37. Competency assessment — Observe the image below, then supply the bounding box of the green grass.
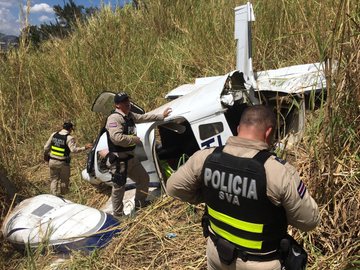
[0,0,359,269]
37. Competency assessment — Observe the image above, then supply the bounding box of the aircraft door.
[190,114,233,149]
[92,91,145,116]
[136,122,160,185]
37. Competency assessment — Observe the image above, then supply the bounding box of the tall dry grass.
[0,0,359,269]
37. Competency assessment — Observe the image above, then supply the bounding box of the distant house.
[0,34,19,51]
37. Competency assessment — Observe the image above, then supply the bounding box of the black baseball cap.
[63,121,74,130]
[114,92,129,104]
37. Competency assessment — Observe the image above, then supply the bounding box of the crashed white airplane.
[82,2,328,214]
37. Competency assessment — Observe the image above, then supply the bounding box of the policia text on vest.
[50,132,71,163]
[204,167,259,203]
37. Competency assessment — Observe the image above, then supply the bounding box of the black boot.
[134,199,152,210]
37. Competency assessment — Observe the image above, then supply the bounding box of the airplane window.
[199,122,224,140]
[31,204,54,217]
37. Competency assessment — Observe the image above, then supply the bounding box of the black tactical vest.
[106,112,136,152]
[201,147,287,253]
[50,132,70,158]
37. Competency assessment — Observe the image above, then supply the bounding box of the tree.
[53,0,85,30]
[21,0,98,47]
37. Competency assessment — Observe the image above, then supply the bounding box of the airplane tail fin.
[234,2,257,93]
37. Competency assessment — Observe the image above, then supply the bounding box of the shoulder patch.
[108,122,118,128]
[275,156,287,164]
[297,180,307,199]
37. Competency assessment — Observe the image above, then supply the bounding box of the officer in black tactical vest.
[166,105,319,270]
[105,92,172,218]
[44,121,93,196]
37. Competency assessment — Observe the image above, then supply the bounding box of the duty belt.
[209,232,280,262]
[49,156,69,163]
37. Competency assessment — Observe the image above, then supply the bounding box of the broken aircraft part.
[1,194,120,253]
[81,2,331,205]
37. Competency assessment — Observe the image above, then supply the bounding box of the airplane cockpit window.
[199,122,224,140]
[31,204,54,217]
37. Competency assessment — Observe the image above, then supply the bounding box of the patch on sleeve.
[297,180,307,199]
[108,122,118,128]
[275,156,287,164]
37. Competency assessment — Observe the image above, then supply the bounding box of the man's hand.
[133,136,142,145]
[85,143,93,150]
[163,107,172,118]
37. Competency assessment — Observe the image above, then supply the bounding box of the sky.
[0,0,130,36]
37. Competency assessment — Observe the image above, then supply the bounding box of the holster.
[216,237,237,265]
[44,153,50,162]
[106,153,130,187]
[201,213,210,238]
[280,235,308,270]
[112,160,128,186]
[65,156,71,164]
[201,210,237,265]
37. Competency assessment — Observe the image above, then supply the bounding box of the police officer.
[44,121,93,196]
[106,92,172,218]
[166,105,319,270]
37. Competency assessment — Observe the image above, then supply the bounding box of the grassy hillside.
[0,0,359,269]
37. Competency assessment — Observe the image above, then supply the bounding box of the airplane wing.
[165,76,223,100]
[255,62,327,93]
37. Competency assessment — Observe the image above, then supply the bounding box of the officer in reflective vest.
[105,92,172,218]
[44,121,93,196]
[166,105,319,270]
